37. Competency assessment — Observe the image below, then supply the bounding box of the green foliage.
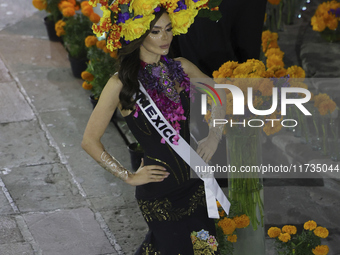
[85,46,118,98]
[274,230,322,255]
[46,0,62,22]
[63,14,93,59]
[215,224,234,255]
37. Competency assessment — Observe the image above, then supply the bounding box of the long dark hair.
[118,8,167,110]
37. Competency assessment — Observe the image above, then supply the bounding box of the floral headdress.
[89,0,221,51]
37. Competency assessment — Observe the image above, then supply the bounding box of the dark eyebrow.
[152,22,172,29]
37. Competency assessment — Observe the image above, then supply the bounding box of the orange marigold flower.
[217,218,236,235]
[268,0,282,5]
[262,30,279,52]
[96,40,106,50]
[59,1,74,10]
[233,214,250,229]
[62,7,76,17]
[312,245,329,255]
[227,234,237,243]
[282,225,297,235]
[278,232,291,242]
[314,93,331,108]
[82,81,93,90]
[318,99,337,115]
[265,48,284,59]
[85,35,98,48]
[55,20,66,37]
[110,51,118,59]
[314,226,329,238]
[90,12,101,23]
[286,65,305,78]
[216,201,221,207]
[266,55,284,69]
[81,71,94,81]
[32,0,47,10]
[82,5,94,16]
[303,220,317,230]
[81,1,90,8]
[267,227,281,238]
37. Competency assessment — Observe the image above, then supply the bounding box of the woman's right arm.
[81,75,169,186]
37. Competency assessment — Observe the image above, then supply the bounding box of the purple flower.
[133,15,143,21]
[154,6,161,12]
[329,8,340,17]
[117,12,130,24]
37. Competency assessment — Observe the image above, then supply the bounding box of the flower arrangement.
[311,1,340,42]
[191,229,218,254]
[89,0,222,51]
[215,201,250,254]
[56,0,94,59]
[32,0,62,22]
[81,35,118,99]
[267,220,330,255]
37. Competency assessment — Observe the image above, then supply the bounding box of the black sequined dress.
[124,85,218,254]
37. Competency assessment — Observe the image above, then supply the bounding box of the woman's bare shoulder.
[105,73,123,91]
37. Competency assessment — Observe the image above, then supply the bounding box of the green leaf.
[208,0,223,8]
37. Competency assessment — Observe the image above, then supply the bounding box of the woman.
[82,2,226,254]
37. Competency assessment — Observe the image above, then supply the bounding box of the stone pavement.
[0,0,339,255]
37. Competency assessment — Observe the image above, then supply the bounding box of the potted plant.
[81,35,118,103]
[32,0,63,41]
[56,1,99,78]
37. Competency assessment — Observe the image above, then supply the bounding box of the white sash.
[136,82,230,218]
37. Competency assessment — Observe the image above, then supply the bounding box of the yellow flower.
[265,48,284,59]
[218,210,225,217]
[170,8,198,36]
[213,61,239,78]
[282,225,297,235]
[314,93,331,108]
[32,0,47,10]
[121,15,155,42]
[311,15,326,32]
[266,55,284,69]
[312,245,329,255]
[129,0,160,16]
[217,217,236,235]
[85,35,98,48]
[262,30,279,52]
[314,226,329,238]
[318,99,336,115]
[233,214,250,229]
[267,227,281,238]
[81,71,94,82]
[286,65,305,78]
[278,232,291,242]
[82,81,93,90]
[227,234,237,243]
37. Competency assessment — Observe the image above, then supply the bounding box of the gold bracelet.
[98,150,133,181]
